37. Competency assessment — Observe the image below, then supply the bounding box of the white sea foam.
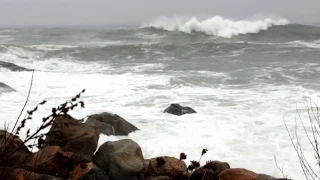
[0,62,318,180]
[143,16,289,38]
[29,44,78,51]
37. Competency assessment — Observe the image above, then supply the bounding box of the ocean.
[1,16,320,179]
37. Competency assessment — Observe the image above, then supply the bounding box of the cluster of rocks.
[0,105,291,180]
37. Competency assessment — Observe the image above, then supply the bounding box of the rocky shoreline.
[0,62,291,179]
[0,111,291,180]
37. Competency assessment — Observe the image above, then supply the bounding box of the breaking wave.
[143,16,289,38]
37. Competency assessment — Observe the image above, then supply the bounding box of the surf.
[143,16,289,38]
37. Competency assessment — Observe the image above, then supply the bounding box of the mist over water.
[1,16,320,179]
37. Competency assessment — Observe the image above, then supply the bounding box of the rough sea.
[1,16,320,179]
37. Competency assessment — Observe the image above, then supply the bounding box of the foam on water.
[0,25,319,180]
[0,63,318,179]
[144,16,289,38]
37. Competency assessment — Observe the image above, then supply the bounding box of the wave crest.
[143,16,289,38]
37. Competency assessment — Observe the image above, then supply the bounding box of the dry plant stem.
[0,89,85,165]
[200,169,208,180]
[1,71,34,149]
[284,101,320,180]
[274,156,287,178]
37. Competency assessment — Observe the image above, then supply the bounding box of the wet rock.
[23,146,74,178]
[85,112,139,136]
[163,104,196,116]
[0,82,15,93]
[144,156,189,179]
[0,130,32,166]
[94,139,145,180]
[218,168,258,180]
[190,161,230,180]
[44,115,99,163]
[72,162,109,180]
[0,60,33,71]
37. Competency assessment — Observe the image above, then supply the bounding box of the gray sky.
[0,0,319,26]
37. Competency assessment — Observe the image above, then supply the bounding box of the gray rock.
[94,139,145,180]
[0,82,15,93]
[0,60,33,71]
[164,104,196,116]
[85,112,139,136]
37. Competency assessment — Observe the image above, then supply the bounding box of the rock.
[0,130,32,166]
[218,168,258,180]
[144,156,189,179]
[14,168,64,180]
[258,174,276,180]
[72,162,109,180]
[163,104,196,116]
[0,60,33,71]
[23,146,73,178]
[85,112,139,136]
[190,161,230,180]
[146,176,172,180]
[0,167,63,180]
[44,115,99,163]
[94,139,145,180]
[0,82,15,93]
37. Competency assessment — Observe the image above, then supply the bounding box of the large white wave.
[143,16,289,38]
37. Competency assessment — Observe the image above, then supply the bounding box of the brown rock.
[146,176,172,180]
[218,168,258,180]
[258,174,276,180]
[0,167,62,180]
[190,161,230,180]
[0,130,31,166]
[85,112,139,136]
[44,115,99,163]
[24,146,73,178]
[94,139,145,180]
[72,162,109,180]
[144,156,189,179]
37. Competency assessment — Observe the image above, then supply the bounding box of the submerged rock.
[85,112,139,136]
[0,82,15,93]
[94,139,145,180]
[163,104,196,116]
[44,115,99,163]
[0,60,33,71]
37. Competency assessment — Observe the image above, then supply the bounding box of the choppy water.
[1,16,320,179]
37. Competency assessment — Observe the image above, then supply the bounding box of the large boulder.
[23,146,74,178]
[144,156,189,179]
[44,115,99,163]
[0,130,31,166]
[163,104,196,116]
[218,168,258,180]
[72,162,109,180]
[0,60,33,71]
[94,139,145,180]
[190,161,230,180]
[85,112,139,136]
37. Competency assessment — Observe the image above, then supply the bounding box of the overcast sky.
[0,0,319,26]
